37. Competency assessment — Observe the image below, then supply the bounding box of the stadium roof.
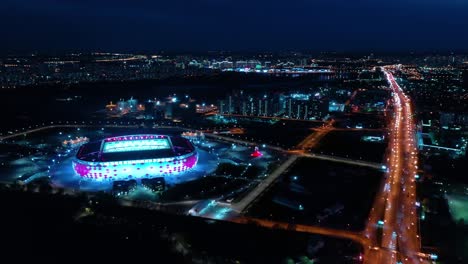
[76,135,195,162]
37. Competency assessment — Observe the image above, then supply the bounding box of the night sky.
[1,0,468,54]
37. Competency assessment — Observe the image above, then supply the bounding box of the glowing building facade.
[72,135,198,181]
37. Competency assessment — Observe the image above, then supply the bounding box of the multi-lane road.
[296,119,335,150]
[388,71,424,263]
[363,70,428,264]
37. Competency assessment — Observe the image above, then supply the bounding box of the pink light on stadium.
[73,162,90,176]
[73,135,198,181]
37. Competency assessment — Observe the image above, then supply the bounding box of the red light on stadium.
[251,146,263,158]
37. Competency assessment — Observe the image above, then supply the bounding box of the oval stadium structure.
[72,135,198,181]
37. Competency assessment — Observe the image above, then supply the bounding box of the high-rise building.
[462,67,468,88]
[277,94,287,116]
[296,104,301,119]
[217,92,325,119]
[173,101,197,120]
[117,99,128,112]
[228,96,233,114]
[218,99,226,114]
[287,95,329,120]
[249,98,255,115]
[164,102,173,119]
[127,97,138,112]
[308,97,329,119]
[440,112,455,127]
[144,101,155,119]
[258,99,263,116]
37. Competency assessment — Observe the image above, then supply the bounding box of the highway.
[363,70,428,264]
[390,71,424,264]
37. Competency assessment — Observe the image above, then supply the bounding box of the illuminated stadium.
[72,134,198,181]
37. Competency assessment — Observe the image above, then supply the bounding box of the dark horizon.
[3,49,468,58]
[2,0,468,55]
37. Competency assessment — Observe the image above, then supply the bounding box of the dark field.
[247,158,383,231]
[313,130,387,163]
